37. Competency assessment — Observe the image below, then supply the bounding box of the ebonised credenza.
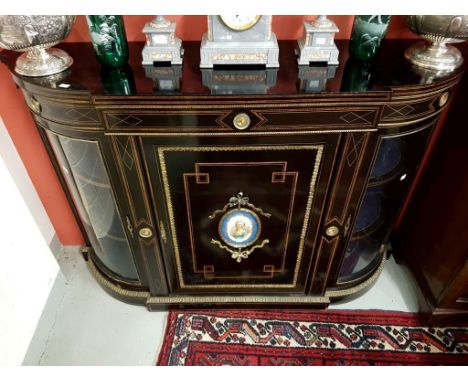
[2,40,463,311]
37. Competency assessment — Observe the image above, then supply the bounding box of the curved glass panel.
[353,189,383,234]
[338,125,434,283]
[370,138,403,181]
[46,132,139,280]
[338,237,382,280]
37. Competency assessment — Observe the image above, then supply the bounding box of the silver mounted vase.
[405,15,468,72]
[0,15,76,77]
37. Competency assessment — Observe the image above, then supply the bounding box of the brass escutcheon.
[325,225,340,237]
[233,113,251,130]
[439,91,449,107]
[139,227,153,239]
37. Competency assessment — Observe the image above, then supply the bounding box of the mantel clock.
[200,15,279,68]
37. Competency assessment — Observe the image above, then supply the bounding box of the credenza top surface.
[2,40,465,99]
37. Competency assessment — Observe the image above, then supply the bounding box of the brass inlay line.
[95,102,383,110]
[310,132,369,293]
[157,145,323,289]
[92,91,389,102]
[340,133,369,223]
[324,134,349,224]
[184,163,291,278]
[36,121,103,133]
[130,138,153,224]
[319,236,341,295]
[182,173,201,273]
[262,107,376,120]
[131,136,170,294]
[378,109,443,127]
[111,137,137,221]
[37,112,101,126]
[389,82,460,100]
[272,171,298,271]
[111,136,162,291]
[105,129,377,137]
[26,94,92,105]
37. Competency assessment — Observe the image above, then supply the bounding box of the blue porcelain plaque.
[218,208,261,248]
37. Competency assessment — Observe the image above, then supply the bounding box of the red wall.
[65,15,416,43]
[0,16,417,246]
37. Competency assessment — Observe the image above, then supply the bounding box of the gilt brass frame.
[157,144,324,289]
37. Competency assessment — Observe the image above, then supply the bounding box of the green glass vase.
[86,15,129,68]
[101,64,136,95]
[341,57,374,92]
[349,15,391,61]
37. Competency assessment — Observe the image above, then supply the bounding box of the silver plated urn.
[0,15,76,77]
[405,15,468,72]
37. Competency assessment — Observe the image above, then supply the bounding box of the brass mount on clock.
[219,15,261,31]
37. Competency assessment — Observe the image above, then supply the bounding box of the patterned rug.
[156,310,468,366]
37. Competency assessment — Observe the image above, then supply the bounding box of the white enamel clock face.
[219,15,261,31]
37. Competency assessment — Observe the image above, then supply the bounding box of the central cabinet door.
[141,134,339,293]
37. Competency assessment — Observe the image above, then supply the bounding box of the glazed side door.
[140,133,340,294]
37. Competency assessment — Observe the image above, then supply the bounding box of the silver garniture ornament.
[141,16,183,65]
[405,15,468,72]
[0,15,75,76]
[297,15,339,65]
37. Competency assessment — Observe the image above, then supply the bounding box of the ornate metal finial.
[311,15,333,28]
[150,15,171,28]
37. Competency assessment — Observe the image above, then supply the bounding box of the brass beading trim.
[88,256,150,299]
[325,253,387,298]
[158,144,323,289]
[146,294,330,305]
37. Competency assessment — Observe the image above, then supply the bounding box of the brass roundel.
[139,227,153,239]
[233,113,251,130]
[325,226,340,237]
[439,91,449,107]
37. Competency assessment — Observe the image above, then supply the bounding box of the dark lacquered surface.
[4,37,465,308]
[1,40,463,96]
[141,133,338,293]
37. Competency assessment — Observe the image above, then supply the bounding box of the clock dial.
[219,15,261,31]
